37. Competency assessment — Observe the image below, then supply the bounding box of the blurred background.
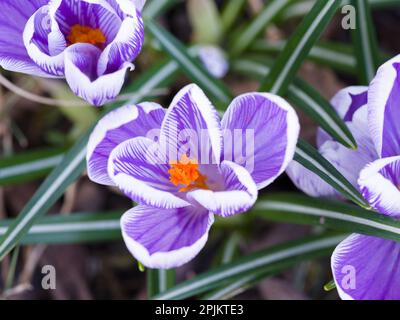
[0,0,399,300]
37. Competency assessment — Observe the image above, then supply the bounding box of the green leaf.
[221,0,247,33]
[0,60,180,261]
[259,0,341,94]
[282,0,400,21]
[231,58,357,149]
[146,20,233,107]
[369,0,400,9]
[0,134,88,260]
[154,233,346,300]
[143,0,181,19]
[250,40,357,75]
[253,193,400,242]
[5,247,19,290]
[351,0,381,84]
[294,140,370,208]
[288,79,356,149]
[230,0,292,55]
[0,148,65,186]
[0,212,122,244]
[202,268,269,300]
[147,269,176,298]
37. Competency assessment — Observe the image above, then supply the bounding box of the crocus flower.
[86,84,300,269]
[0,0,145,106]
[288,55,400,300]
[287,86,378,198]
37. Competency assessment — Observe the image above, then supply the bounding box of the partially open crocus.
[288,55,400,300]
[0,0,145,106]
[287,86,378,197]
[86,84,300,269]
[333,55,400,300]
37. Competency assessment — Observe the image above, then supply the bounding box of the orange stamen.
[168,154,209,192]
[67,24,106,48]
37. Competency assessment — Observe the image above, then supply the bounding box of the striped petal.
[332,234,400,300]
[64,43,133,106]
[87,102,165,186]
[98,2,144,74]
[160,84,222,166]
[222,92,299,190]
[187,161,258,217]
[317,86,368,147]
[23,5,66,77]
[358,156,400,218]
[368,55,400,157]
[0,0,50,76]
[108,137,190,209]
[121,205,214,269]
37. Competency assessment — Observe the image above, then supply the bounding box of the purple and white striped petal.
[121,204,214,269]
[222,93,299,190]
[332,234,400,300]
[51,0,121,41]
[87,102,165,185]
[23,5,66,77]
[288,119,378,198]
[317,86,368,147]
[160,84,222,165]
[98,2,144,74]
[108,137,190,209]
[358,156,400,217]
[64,43,133,106]
[187,161,258,217]
[0,0,50,76]
[368,55,400,157]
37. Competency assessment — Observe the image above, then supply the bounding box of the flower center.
[67,24,106,48]
[168,154,209,192]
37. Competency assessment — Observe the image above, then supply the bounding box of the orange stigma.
[67,25,106,48]
[168,154,209,192]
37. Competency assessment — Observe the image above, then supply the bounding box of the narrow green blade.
[351,0,381,84]
[259,0,341,94]
[253,193,400,242]
[154,233,346,300]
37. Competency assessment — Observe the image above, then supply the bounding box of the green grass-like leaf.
[0,212,122,244]
[253,193,400,242]
[147,269,176,298]
[351,0,381,84]
[154,233,346,300]
[259,0,341,94]
[230,0,292,55]
[232,58,357,149]
[146,20,233,107]
[0,148,65,186]
[250,40,357,75]
[294,139,369,208]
